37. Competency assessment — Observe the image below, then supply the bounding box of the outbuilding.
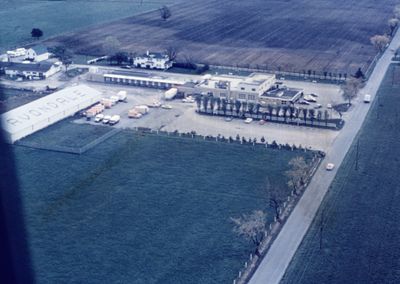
[1,84,102,143]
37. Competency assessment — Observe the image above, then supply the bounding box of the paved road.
[249,31,400,284]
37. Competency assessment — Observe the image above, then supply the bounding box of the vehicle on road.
[102,115,112,124]
[259,119,266,125]
[244,118,253,124]
[327,103,333,109]
[363,94,371,103]
[225,117,233,122]
[326,163,335,171]
[94,114,104,122]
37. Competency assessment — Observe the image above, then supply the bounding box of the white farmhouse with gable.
[133,51,172,70]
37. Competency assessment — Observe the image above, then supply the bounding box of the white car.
[94,114,104,122]
[102,115,112,124]
[182,96,195,103]
[161,104,172,109]
[244,118,253,124]
[326,163,335,171]
[225,117,233,122]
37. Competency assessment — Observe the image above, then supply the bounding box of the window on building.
[248,94,256,101]
[240,87,245,90]
[238,93,246,99]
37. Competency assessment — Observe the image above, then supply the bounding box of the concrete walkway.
[249,31,400,284]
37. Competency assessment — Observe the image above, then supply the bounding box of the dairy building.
[1,85,102,143]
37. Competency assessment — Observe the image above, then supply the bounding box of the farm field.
[0,0,177,52]
[13,124,314,283]
[47,0,397,75]
[280,64,400,283]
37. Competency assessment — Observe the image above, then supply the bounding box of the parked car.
[363,94,371,103]
[327,103,333,109]
[244,118,253,124]
[182,96,195,103]
[298,100,310,105]
[102,115,112,124]
[314,104,322,109]
[120,65,132,69]
[109,115,120,125]
[225,117,233,122]
[94,114,104,122]
[303,95,317,102]
[161,104,172,109]
[259,119,266,125]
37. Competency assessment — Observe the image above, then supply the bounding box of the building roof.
[137,51,169,60]
[1,85,102,137]
[197,73,275,92]
[29,45,48,55]
[261,87,303,100]
[4,62,54,72]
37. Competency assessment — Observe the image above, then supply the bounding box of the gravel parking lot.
[73,80,343,151]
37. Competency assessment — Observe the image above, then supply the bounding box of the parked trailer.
[101,98,114,108]
[164,88,178,100]
[117,91,127,102]
[134,105,149,114]
[128,109,143,119]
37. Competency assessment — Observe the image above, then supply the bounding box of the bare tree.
[231,210,267,253]
[265,178,283,222]
[341,77,362,105]
[103,36,121,56]
[285,156,309,194]
[388,18,399,36]
[159,6,171,21]
[165,46,179,61]
[370,35,390,52]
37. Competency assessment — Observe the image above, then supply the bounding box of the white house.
[3,61,62,80]
[133,51,173,70]
[26,45,51,62]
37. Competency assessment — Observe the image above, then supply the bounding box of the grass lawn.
[13,125,313,283]
[281,63,400,283]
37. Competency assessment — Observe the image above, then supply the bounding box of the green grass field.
[13,123,313,283]
[281,64,400,283]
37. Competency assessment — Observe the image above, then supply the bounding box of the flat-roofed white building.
[1,85,102,143]
[194,73,276,102]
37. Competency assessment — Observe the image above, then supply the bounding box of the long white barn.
[1,84,102,143]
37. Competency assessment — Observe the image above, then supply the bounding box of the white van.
[363,94,371,103]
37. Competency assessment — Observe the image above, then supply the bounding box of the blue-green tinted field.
[0,0,175,51]
[281,64,400,283]
[14,123,312,283]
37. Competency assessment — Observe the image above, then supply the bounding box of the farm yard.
[46,0,397,75]
[281,64,400,284]
[13,123,315,284]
